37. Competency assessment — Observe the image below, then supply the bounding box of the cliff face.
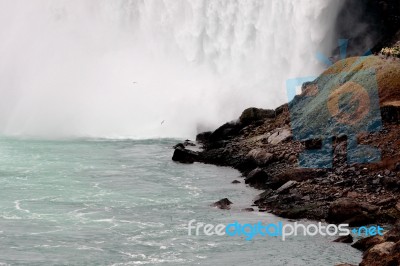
[334,0,400,55]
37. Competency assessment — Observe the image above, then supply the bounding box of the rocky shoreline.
[173,55,400,265]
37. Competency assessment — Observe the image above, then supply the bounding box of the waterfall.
[0,0,344,139]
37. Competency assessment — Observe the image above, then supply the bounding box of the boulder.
[327,198,376,226]
[268,128,292,145]
[245,168,270,188]
[327,198,363,224]
[231,180,241,184]
[211,198,232,210]
[209,122,242,142]
[352,236,385,251]
[246,148,274,166]
[241,208,255,212]
[360,242,397,266]
[239,107,275,125]
[196,131,212,143]
[276,180,298,194]
[172,147,199,164]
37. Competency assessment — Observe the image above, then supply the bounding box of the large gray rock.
[276,180,298,194]
[172,147,199,164]
[245,168,270,187]
[239,107,275,125]
[246,148,274,166]
[211,198,233,210]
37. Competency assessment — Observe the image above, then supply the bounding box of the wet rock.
[211,198,232,210]
[231,180,241,184]
[268,128,292,145]
[172,147,199,164]
[333,234,354,243]
[245,168,270,187]
[352,236,385,251]
[239,107,275,125]
[246,148,274,166]
[241,208,255,212]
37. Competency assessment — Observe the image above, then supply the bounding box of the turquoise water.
[0,138,361,265]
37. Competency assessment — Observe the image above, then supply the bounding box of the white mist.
[0,0,343,139]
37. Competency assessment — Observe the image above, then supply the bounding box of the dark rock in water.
[241,208,254,212]
[212,198,232,210]
[232,180,241,184]
[239,107,275,125]
[333,234,354,243]
[245,168,270,187]
[246,148,274,166]
[172,147,199,164]
[352,236,385,251]
[196,131,212,143]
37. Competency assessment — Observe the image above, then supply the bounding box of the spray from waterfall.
[0,0,344,139]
